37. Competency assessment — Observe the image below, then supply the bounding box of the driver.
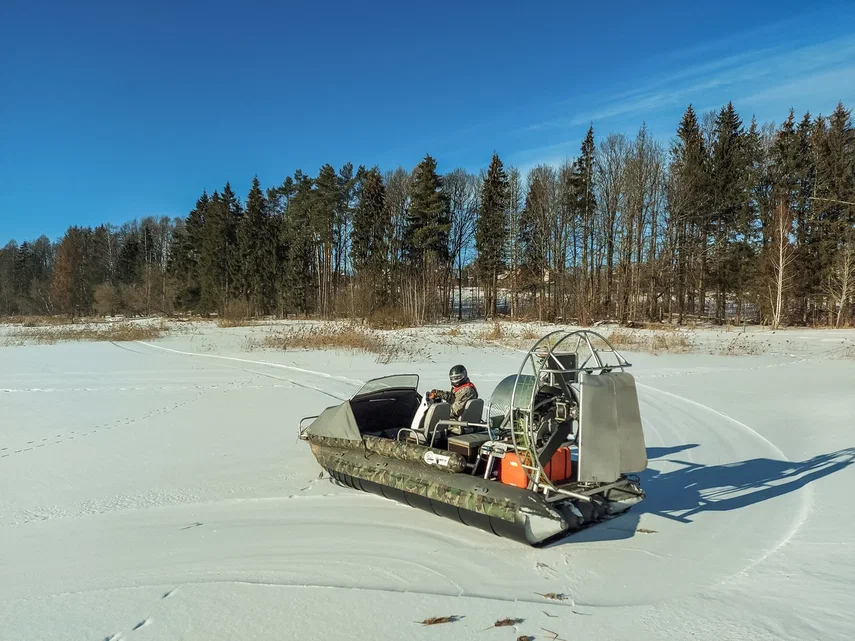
[429,364,478,420]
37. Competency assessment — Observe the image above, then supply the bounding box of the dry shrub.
[648,332,693,354]
[605,329,639,349]
[217,317,251,328]
[418,616,460,625]
[537,592,569,601]
[259,324,405,363]
[366,307,415,330]
[637,320,677,332]
[520,325,540,340]
[714,337,767,356]
[93,283,121,316]
[4,321,167,345]
[0,315,73,327]
[479,321,504,341]
[444,326,462,337]
[607,328,693,354]
[491,618,524,628]
[263,325,384,352]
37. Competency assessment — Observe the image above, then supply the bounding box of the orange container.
[498,446,572,488]
[543,446,572,483]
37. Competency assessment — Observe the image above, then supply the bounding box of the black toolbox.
[446,432,491,463]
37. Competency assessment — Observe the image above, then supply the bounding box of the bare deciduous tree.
[766,203,797,329]
[824,240,855,328]
[595,134,628,317]
[444,169,479,319]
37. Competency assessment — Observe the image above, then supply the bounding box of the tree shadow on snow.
[639,447,855,523]
[646,443,699,460]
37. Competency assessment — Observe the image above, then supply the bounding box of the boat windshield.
[353,374,419,398]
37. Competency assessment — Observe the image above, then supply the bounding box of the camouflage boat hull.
[309,442,644,545]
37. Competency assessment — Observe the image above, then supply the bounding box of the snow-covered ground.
[1,321,854,641]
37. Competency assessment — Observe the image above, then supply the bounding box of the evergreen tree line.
[2,101,854,327]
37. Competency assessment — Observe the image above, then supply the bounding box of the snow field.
[1,321,853,640]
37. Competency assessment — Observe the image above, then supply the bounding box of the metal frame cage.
[504,329,632,492]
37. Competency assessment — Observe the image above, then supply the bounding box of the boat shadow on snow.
[639,444,855,523]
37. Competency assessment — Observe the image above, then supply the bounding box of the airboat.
[298,330,647,545]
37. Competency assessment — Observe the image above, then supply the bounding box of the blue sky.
[2,0,854,243]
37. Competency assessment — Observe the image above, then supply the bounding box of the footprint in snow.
[162,588,177,599]
[132,619,151,631]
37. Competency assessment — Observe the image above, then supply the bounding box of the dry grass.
[537,592,569,601]
[0,315,74,327]
[216,317,252,328]
[518,636,534,641]
[478,321,505,341]
[417,616,460,626]
[605,328,640,349]
[606,328,694,354]
[365,307,415,330]
[837,345,855,359]
[713,336,768,356]
[443,326,462,337]
[257,324,406,364]
[490,618,525,628]
[520,325,540,340]
[262,325,384,351]
[2,321,167,345]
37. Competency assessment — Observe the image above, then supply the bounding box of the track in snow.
[2,328,853,640]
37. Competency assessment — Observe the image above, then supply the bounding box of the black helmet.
[449,364,468,386]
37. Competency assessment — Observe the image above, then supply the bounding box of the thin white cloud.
[526,33,855,134]
[738,64,855,115]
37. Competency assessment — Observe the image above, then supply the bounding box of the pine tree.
[476,153,508,317]
[285,171,316,315]
[708,102,746,322]
[172,190,209,308]
[405,155,451,321]
[314,164,340,316]
[815,103,855,324]
[575,127,597,321]
[351,167,387,310]
[670,105,710,321]
[239,176,274,314]
[406,155,450,262]
[117,232,141,285]
[220,182,243,304]
[268,176,295,315]
[520,168,551,319]
[733,116,765,321]
[0,242,16,315]
[199,191,230,313]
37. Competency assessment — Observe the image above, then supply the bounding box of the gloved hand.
[428,389,443,401]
